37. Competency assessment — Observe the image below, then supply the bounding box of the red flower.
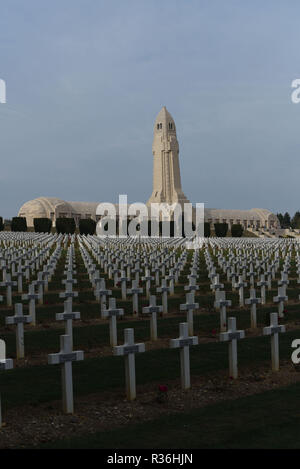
[212,329,216,335]
[158,385,168,392]
[45,301,49,305]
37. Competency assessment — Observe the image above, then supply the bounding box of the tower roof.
[154,106,176,134]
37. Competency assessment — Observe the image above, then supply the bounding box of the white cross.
[119,270,129,300]
[113,328,145,401]
[214,290,232,332]
[245,288,261,328]
[263,312,286,371]
[210,274,224,293]
[93,271,102,300]
[152,263,160,287]
[257,274,268,305]
[184,276,199,300]
[165,269,175,295]
[297,266,300,284]
[132,262,142,283]
[16,266,24,293]
[102,297,124,346]
[234,276,247,307]
[0,273,17,307]
[156,279,170,315]
[170,322,198,390]
[56,300,81,350]
[62,271,77,288]
[278,272,289,296]
[5,303,32,359]
[48,334,84,414]
[21,283,40,326]
[273,286,288,318]
[33,272,46,305]
[220,317,245,379]
[59,280,78,308]
[179,292,199,336]
[265,266,272,290]
[142,269,154,298]
[0,339,13,428]
[127,279,143,316]
[113,266,120,287]
[97,278,112,316]
[41,267,49,293]
[247,265,256,287]
[142,295,163,340]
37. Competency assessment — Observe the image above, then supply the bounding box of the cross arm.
[170,336,198,348]
[113,343,145,356]
[263,325,286,335]
[48,350,84,365]
[0,358,13,370]
[56,312,81,320]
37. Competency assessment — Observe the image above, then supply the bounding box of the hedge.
[79,219,96,235]
[56,218,76,234]
[34,218,52,233]
[214,223,228,237]
[11,217,27,232]
[231,224,244,237]
[204,222,211,237]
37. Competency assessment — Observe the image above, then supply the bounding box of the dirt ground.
[1,359,300,449]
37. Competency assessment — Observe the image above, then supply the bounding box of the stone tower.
[147,106,190,208]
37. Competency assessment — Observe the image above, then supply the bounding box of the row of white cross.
[0,234,297,422]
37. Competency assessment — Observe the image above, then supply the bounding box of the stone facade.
[18,106,280,231]
[147,106,190,208]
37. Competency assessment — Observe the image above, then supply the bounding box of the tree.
[282,212,291,228]
[11,217,27,232]
[34,218,52,233]
[291,211,300,229]
[214,223,228,237]
[0,217,3,231]
[79,219,96,235]
[231,224,244,237]
[204,222,211,237]
[276,213,284,228]
[56,217,76,234]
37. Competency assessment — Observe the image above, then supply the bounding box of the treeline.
[276,212,300,229]
[0,217,97,235]
[204,223,243,238]
[0,216,245,237]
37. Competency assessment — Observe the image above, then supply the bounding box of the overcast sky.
[1,0,300,218]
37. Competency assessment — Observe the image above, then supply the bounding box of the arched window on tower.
[159,123,162,129]
[157,124,159,130]
[169,122,173,129]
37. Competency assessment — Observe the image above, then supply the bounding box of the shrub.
[56,217,76,234]
[33,218,52,233]
[204,222,211,237]
[231,224,244,237]
[4,219,11,230]
[0,217,3,231]
[214,222,228,237]
[11,217,27,232]
[79,218,96,235]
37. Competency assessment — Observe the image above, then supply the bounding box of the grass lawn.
[1,328,300,408]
